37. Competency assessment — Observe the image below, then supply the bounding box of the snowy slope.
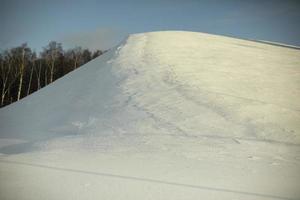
[0,31,300,200]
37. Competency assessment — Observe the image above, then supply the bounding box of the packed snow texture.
[0,31,300,200]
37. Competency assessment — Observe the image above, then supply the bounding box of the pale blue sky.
[1,0,300,52]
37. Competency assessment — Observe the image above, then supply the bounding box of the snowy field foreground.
[0,31,300,200]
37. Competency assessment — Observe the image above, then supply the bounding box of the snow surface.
[0,31,300,200]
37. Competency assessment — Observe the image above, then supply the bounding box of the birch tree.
[0,51,20,105]
[11,44,32,101]
[41,41,62,84]
[0,42,102,107]
[26,53,36,96]
[34,58,42,90]
[72,47,82,70]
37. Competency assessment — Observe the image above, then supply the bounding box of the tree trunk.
[1,76,8,106]
[27,64,33,96]
[0,66,7,106]
[0,60,7,106]
[17,48,25,101]
[74,55,78,70]
[37,60,42,89]
[44,67,48,86]
[35,61,41,90]
[50,60,54,83]
[1,84,6,106]
[17,66,24,101]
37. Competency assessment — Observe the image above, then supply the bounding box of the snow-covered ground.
[0,31,299,200]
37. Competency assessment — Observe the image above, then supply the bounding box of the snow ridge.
[0,31,300,200]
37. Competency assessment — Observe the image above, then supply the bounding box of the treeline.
[0,41,103,107]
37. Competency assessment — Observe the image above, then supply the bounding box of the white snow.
[0,31,300,200]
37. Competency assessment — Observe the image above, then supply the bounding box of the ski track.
[0,159,296,200]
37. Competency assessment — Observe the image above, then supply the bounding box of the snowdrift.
[0,31,300,200]
[0,31,299,143]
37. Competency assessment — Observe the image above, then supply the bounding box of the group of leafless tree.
[0,41,103,107]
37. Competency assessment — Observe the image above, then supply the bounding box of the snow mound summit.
[1,31,300,144]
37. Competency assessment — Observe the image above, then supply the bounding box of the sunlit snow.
[0,31,299,200]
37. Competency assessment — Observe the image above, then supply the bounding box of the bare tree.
[0,52,17,105]
[17,47,25,101]
[72,47,82,70]
[0,41,103,107]
[92,50,103,59]
[10,44,32,101]
[41,41,63,83]
[82,49,92,63]
[34,58,42,90]
[26,53,36,96]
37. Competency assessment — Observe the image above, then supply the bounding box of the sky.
[0,0,300,52]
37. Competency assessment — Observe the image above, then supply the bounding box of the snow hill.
[0,31,300,200]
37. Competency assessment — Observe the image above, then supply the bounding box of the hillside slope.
[0,31,300,200]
